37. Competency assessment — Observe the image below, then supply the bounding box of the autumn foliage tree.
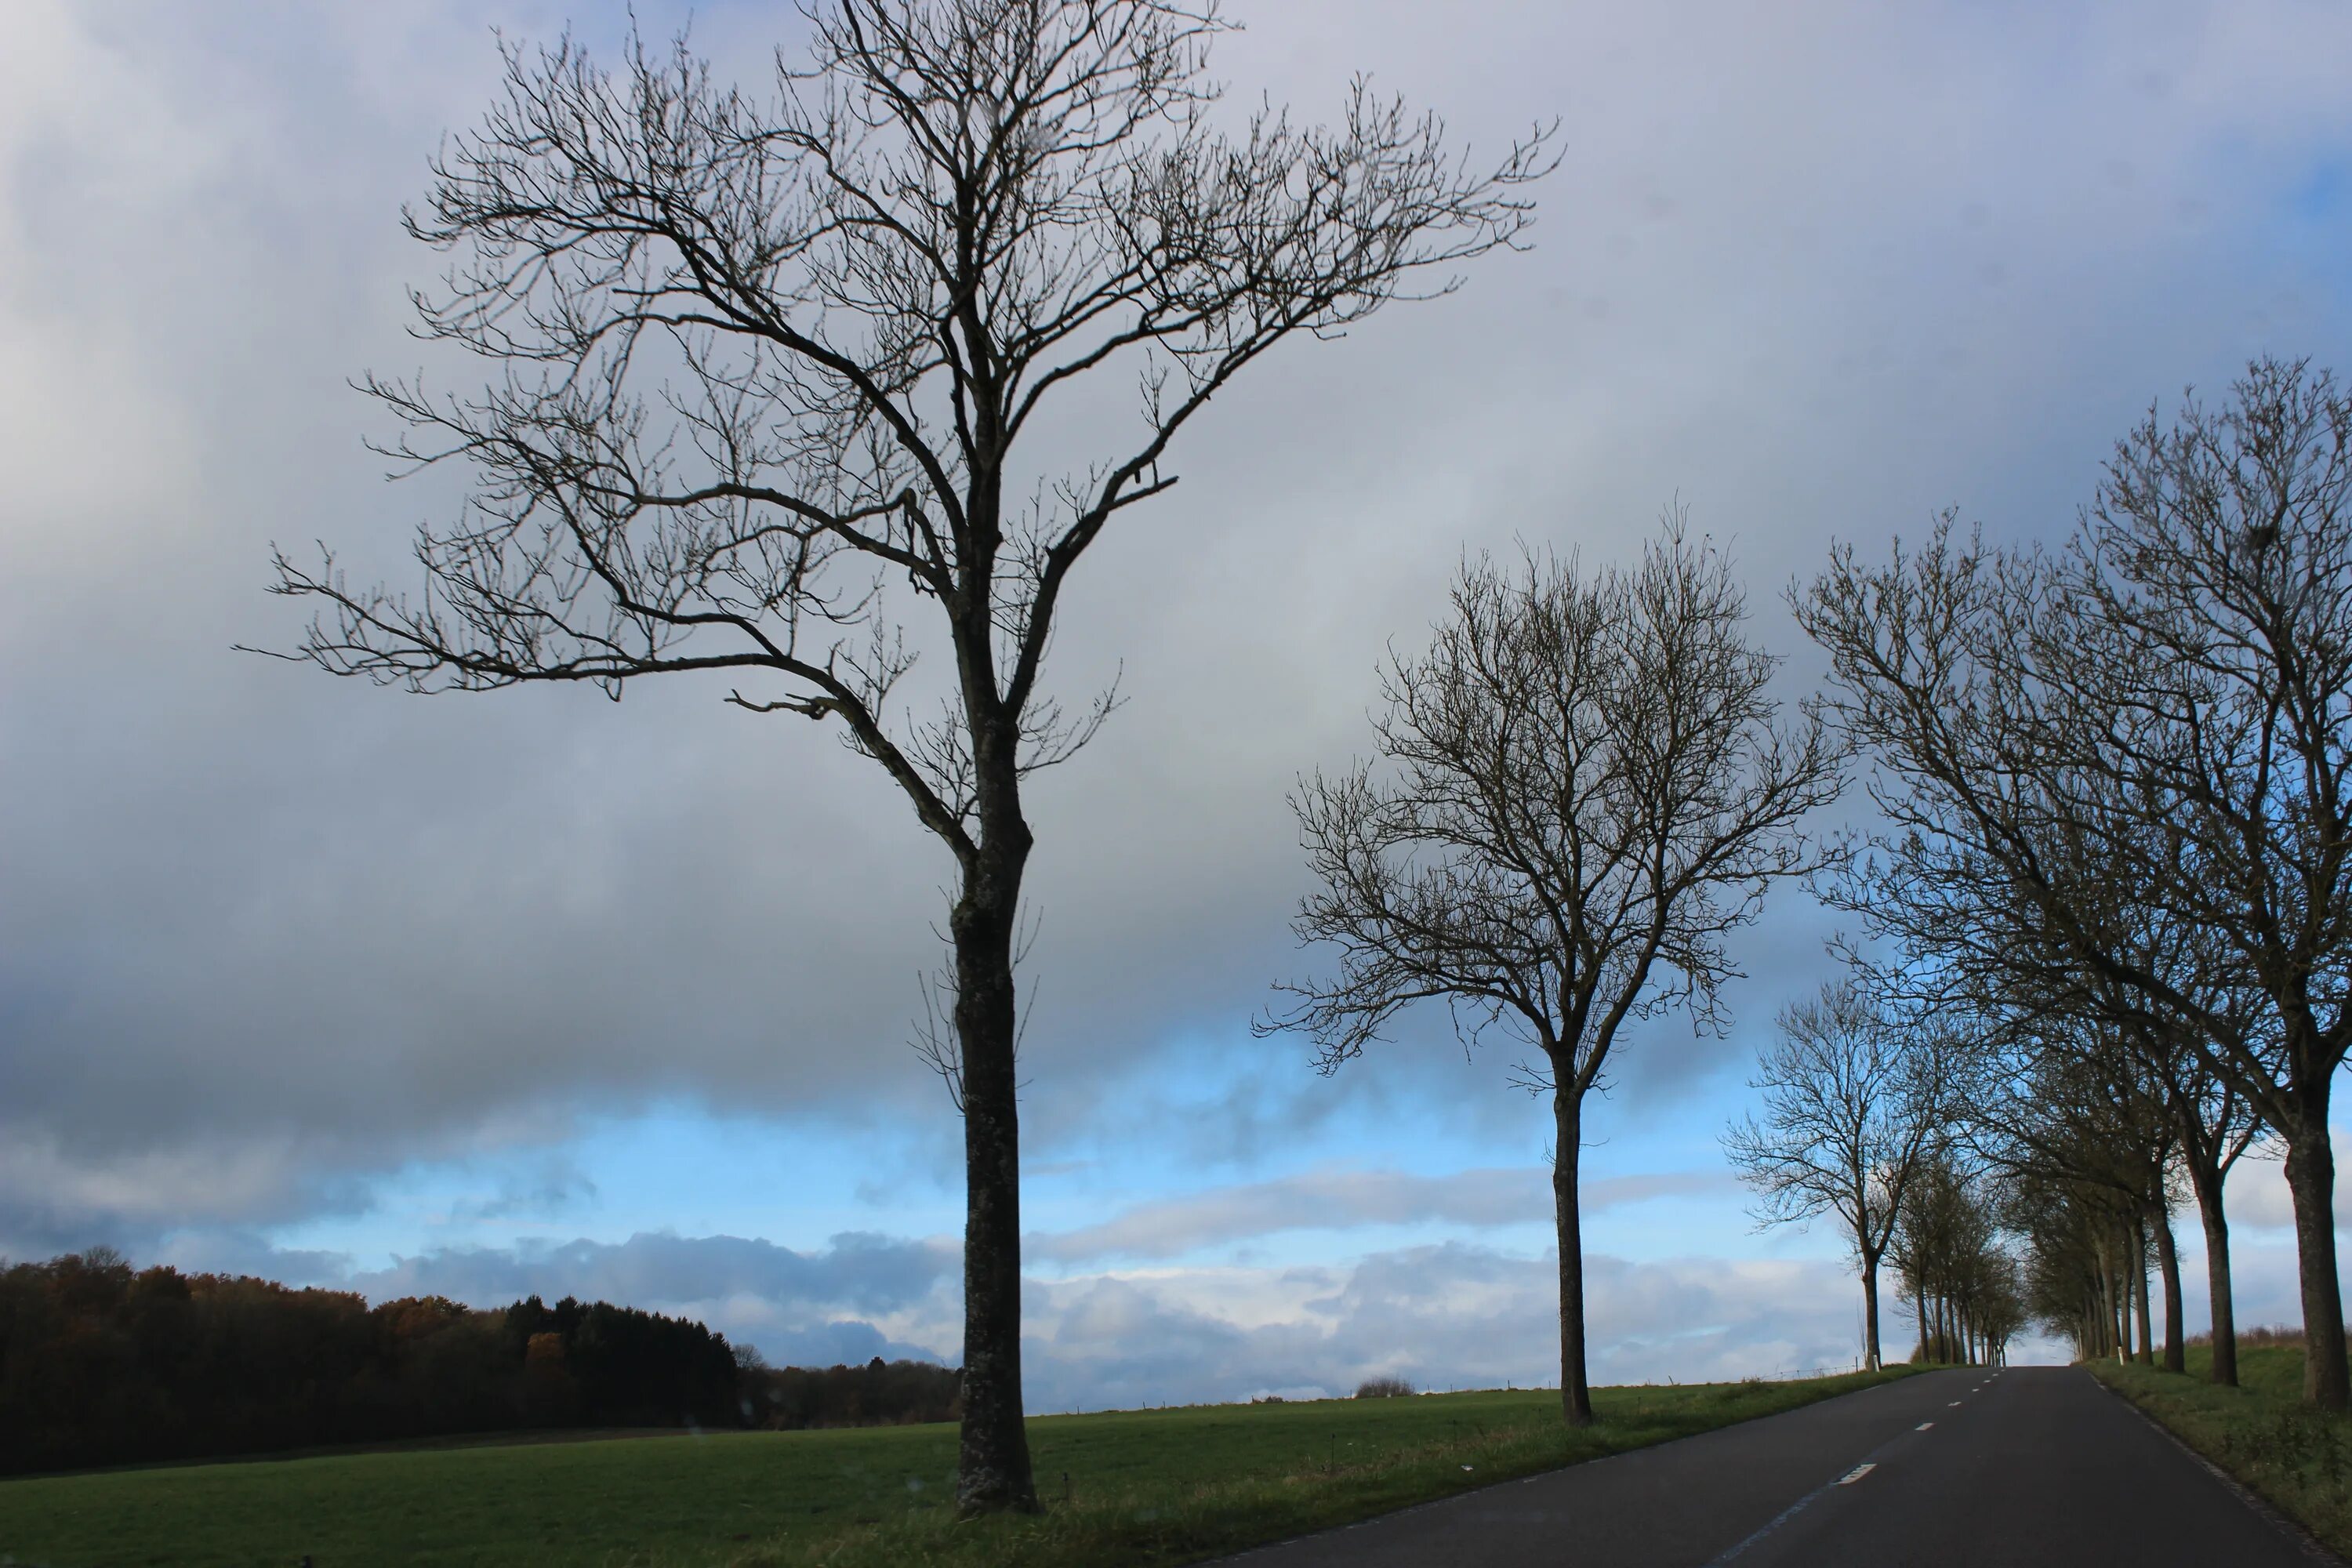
[0,1250,742,1475]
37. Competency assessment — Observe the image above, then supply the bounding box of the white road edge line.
[1838,1463,1876,1485]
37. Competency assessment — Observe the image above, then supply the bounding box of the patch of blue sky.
[254,994,1850,1293]
[261,1099,964,1272]
[2287,158,2347,227]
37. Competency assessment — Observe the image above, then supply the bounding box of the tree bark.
[2151,1203,2184,1373]
[2131,1214,2155,1366]
[1915,1291,1929,1363]
[2117,1260,2136,1363]
[951,771,1040,1515]
[2188,1157,2239,1387]
[2282,1105,2350,1409]
[1860,1251,1882,1371]
[1553,1084,1594,1426]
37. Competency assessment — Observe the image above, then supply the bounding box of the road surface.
[1213,1366,2332,1566]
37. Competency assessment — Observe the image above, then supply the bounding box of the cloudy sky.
[5,0,2351,1407]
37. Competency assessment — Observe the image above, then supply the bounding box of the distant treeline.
[0,1248,960,1475]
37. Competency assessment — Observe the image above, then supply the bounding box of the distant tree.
[1354,1375,1415,1398]
[252,0,1553,1512]
[2011,1167,2145,1363]
[1889,1154,2013,1365]
[1820,713,2269,1383]
[1799,356,2352,1406]
[0,1254,745,1475]
[1721,977,1946,1370]
[1955,1017,2178,1365]
[1265,517,1840,1425]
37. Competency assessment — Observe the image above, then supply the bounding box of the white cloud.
[1022,1243,1876,1410]
[1028,1166,1726,1264]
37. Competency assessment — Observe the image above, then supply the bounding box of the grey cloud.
[0,1129,377,1262]
[1029,1166,1726,1264]
[448,1163,601,1222]
[348,1230,960,1322]
[5,0,2352,1236]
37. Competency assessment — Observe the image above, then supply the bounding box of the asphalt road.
[1213,1366,2333,1567]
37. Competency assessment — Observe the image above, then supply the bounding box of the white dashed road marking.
[1838,1464,1876,1486]
[1915,1422,1934,1431]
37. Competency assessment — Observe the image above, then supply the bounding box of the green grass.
[0,1369,1915,1568]
[2094,1342,2352,1556]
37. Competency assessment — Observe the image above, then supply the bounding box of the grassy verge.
[0,1368,1914,1568]
[2093,1343,2352,1557]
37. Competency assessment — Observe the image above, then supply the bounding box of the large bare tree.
[1800,357,2352,1406]
[252,0,1552,1511]
[1263,519,1840,1425]
[1721,977,1946,1372]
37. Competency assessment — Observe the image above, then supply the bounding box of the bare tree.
[1799,356,2352,1406]
[249,0,1553,1512]
[1889,1152,2015,1365]
[1822,731,2268,1383]
[1261,517,1840,1425]
[1722,977,1945,1371]
[2013,1166,2142,1363]
[1955,1014,2181,1366]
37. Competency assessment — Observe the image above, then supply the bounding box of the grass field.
[0,1368,1914,1568]
[2095,1341,2352,1558]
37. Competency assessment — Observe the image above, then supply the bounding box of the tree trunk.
[2282,1109,2350,1409]
[2131,1214,2154,1367]
[2188,1156,2239,1388]
[1860,1251,1882,1372]
[1552,1084,1594,1426]
[1915,1291,1929,1364]
[2117,1260,2136,1363]
[2151,1203,2185,1374]
[951,793,1040,1515]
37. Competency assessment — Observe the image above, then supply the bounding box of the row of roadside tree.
[262,0,2352,1510]
[1707,356,2352,1398]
